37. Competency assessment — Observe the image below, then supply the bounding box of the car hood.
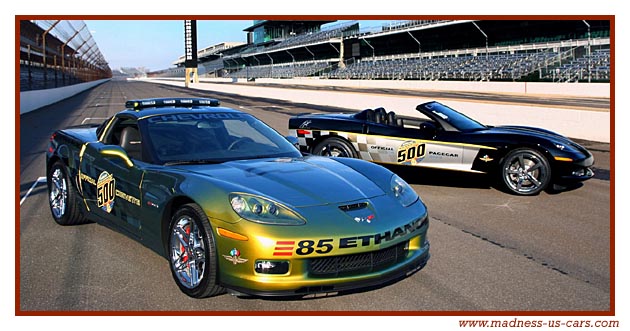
[487,125,583,147]
[489,125,563,137]
[176,157,387,208]
[482,125,592,157]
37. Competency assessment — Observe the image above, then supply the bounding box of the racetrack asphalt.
[18,80,611,312]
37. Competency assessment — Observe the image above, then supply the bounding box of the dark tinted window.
[141,112,301,164]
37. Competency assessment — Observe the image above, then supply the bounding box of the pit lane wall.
[20,78,111,114]
[154,77,610,98]
[144,78,611,143]
[257,78,610,98]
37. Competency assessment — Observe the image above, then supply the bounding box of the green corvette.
[46,98,430,298]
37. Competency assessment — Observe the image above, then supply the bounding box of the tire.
[47,161,88,225]
[312,137,358,158]
[168,203,224,298]
[500,148,551,195]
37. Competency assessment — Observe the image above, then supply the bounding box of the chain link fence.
[20,20,112,91]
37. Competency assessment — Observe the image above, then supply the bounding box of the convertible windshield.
[141,112,301,164]
[421,102,487,131]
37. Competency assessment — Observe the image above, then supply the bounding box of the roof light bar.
[125,98,220,110]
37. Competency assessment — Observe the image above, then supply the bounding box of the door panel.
[80,143,143,236]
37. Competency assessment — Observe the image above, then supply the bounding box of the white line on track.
[249,105,290,110]
[20,177,46,206]
[82,117,108,124]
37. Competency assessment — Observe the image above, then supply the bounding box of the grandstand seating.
[153,20,611,83]
[221,47,609,82]
[20,64,85,91]
[541,48,610,82]
[262,21,358,53]
[226,61,331,79]
[326,51,580,81]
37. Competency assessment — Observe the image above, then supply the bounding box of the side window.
[102,117,143,161]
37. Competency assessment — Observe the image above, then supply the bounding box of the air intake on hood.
[338,202,368,211]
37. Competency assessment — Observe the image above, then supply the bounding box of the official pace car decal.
[272,218,424,256]
[292,129,496,173]
[223,248,248,264]
[97,171,116,213]
[81,171,141,210]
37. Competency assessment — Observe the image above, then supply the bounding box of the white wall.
[146,78,611,143]
[20,79,111,114]
[201,77,609,98]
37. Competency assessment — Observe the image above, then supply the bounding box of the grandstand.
[19,20,111,91]
[149,19,610,83]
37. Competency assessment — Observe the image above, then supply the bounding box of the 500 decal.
[82,172,141,208]
[272,218,425,256]
[97,171,116,213]
[397,141,426,164]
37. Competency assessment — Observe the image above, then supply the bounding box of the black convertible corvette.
[288,101,594,195]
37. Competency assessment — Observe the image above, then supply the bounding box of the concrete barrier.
[144,78,610,143]
[20,79,111,114]
[189,77,610,98]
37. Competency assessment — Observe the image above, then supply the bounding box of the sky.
[85,20,389,71]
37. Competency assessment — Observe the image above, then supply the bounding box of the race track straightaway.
[18,80,611,312]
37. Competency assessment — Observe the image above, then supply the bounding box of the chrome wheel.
[502,149,550,195]
[49,168,67,219]
[168,204,223,298]
[169,215,206,289]
[47,161,88,225]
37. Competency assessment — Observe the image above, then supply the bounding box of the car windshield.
[420,102,487,131]
[141,112,301,164]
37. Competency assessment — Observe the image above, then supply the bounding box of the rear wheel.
[168,203,224,298]
[312,137,357,158]
[500,148,551,195]
[47,161,88,225]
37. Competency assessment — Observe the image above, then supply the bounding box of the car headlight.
[390,174,419,207]
[229,193,306,225]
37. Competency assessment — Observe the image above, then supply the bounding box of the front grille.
[309,241,408,277]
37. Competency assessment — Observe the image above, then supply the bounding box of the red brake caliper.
[181,226,191,264]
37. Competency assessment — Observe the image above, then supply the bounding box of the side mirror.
[99,145,134,167]
[285,136,300,150]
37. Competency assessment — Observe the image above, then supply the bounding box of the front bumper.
[557,167,594,182]
[222,237,430,297]
[554,155,595,183]
[213,201,430,297]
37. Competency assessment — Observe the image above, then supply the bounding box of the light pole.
[472,21,489,81]
[407,31,422,79]
[361,38,375,62]
[42,20,60,86]
[583,20,591,83]
[266,53,273,78]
